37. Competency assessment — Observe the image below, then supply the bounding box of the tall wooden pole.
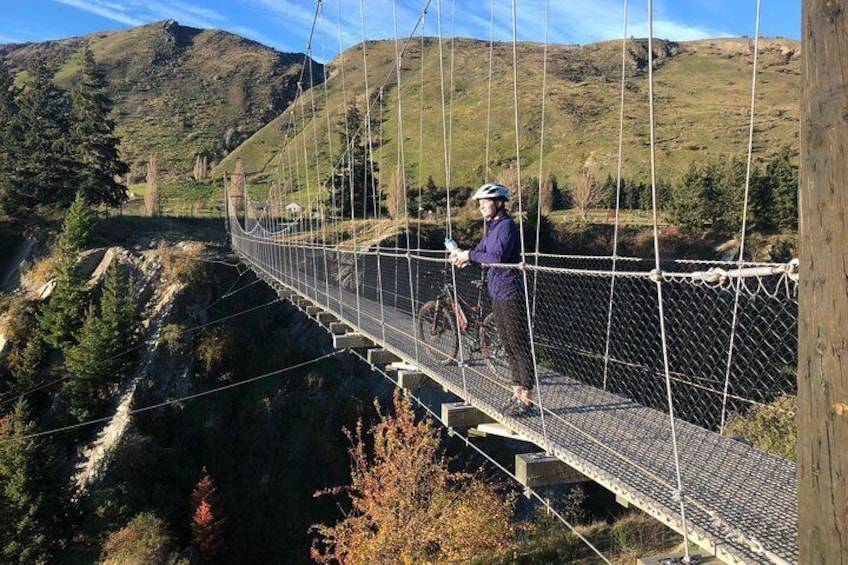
[798,0,848,562]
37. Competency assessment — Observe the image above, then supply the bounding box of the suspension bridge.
[228,204,798,564]
[214,0,836,562]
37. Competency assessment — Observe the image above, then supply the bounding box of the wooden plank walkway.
[237,246,798,565]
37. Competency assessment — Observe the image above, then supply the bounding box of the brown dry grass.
[158,240,206,285]
[27,250,60,290]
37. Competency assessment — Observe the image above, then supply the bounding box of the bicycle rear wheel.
[417,300,458,364]
[481,312,508,375]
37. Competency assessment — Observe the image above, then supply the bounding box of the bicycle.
[417,270,505,372]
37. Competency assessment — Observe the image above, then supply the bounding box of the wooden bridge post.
[798,0,848,562]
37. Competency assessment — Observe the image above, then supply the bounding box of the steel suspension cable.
[1,295,283,408]
[646,1,692,558]
[346,349,613,565]
[266,182,277,278]
[720,0,762,433]
[413,9,428,367]
[296,86,320,301]
[393,0,421,363]
[509,0,549,447]
[602,0,630,391]
[484,0,495,182]
[290,109,308,293]
[433,0,461,383]
[7,352,343,443]
[318,2,346,314]
[435,0,450,237]
[285,1,324,300]
[530,0,551,324]
[334,0,362,328]
[358,0,388,344]
[306,30,332,310]
[439,0,472,395]
[285,125,300,290]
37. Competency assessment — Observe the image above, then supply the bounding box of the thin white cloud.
[40,0,745,63]
[243,0,427,56]
[128,0,223,29]
[228,25,287,51]
[636,20,735,41]
[238,0,328,52]
[51,0,234,32]
[52,0,145,27]
[168,1,228,24]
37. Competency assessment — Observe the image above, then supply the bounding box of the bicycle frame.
[417,271,503,372]
[438,278,486,341]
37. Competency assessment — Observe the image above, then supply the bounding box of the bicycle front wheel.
[417,300,458,364]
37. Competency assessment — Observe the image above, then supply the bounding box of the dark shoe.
[513,401,538,418]
[500,397,522,417]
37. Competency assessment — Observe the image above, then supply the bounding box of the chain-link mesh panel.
[228,204,799,563]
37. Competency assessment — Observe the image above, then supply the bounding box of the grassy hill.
[214,36,799,201]
[0,20,322,181]
[1,25,800,211]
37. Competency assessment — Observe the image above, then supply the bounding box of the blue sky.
[1,0,801,63]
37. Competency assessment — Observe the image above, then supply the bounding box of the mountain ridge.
[2,22,800,193]
[216,35,800,194]
[0,20,322,181]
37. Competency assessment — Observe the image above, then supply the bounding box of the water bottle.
[444,237,465,268]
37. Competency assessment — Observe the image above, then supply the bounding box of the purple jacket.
[469,214,524,301]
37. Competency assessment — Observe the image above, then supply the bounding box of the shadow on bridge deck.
[236,247,797,565]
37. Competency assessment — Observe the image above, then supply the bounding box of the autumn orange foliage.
[311,389,514,564]
[191,468,224,559]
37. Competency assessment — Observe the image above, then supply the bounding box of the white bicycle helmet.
[471,182,510,201]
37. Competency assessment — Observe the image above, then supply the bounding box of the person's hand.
[453,249,470,268]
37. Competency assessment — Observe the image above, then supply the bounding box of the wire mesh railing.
[228,198,799,563]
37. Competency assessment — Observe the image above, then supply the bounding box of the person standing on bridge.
[451,183,536,417]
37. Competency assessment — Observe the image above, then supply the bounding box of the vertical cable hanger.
[509,0,550,448]
[646,0,692,558]
[602,0,630,392]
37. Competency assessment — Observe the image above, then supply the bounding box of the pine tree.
[0,61,19,191]
[57,191,95,255]
[69,46,129,207]
[326,105,381,218]
[38,249,88,354]
[98,258,139,380]
[1,62,76,216]
[38,194,94,354]
[0,59,15,124]
[0,399,69,563]
[63,259,138,422]
[8,335,49,397]
[715,155,747,232]
[671,162,710,231]
[766,145,798,231]
[191,468,224,559]
[62,305,109,422]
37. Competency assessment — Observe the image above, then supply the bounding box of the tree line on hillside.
[317,104,798,242]
[0,47,128,221]
[0,193,141,561]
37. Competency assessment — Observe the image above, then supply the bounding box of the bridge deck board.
[241,250,797,565]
